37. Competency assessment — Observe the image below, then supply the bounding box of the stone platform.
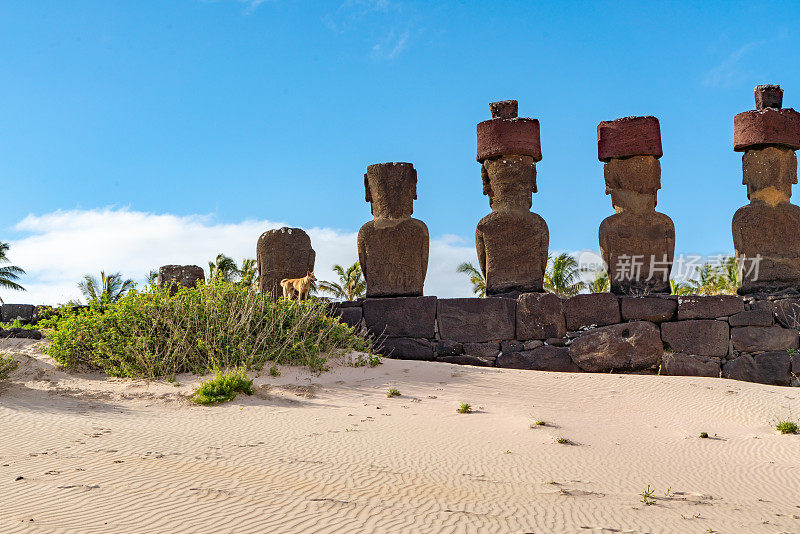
[330,293,800,387]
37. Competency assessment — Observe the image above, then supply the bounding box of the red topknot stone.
[597,116,662,162]
[477,100,541,162]
[734,85,800,151]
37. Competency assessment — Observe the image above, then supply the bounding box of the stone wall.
[331,293,800,387]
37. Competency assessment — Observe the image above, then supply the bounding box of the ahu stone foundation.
[330,293,800,387]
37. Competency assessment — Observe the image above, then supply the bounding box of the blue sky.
[2,0,800,303]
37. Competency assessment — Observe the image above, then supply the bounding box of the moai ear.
[530,164,538,194]
[481,163,492,196]
[364,173,371,202]
[413,176,418,200]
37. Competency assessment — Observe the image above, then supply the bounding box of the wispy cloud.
[702,40,766,88]
[371,29,409,60]
[4,208,476,305]
[323,0,414,60]
[240,0,272,14]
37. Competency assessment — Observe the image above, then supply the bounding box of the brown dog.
[280,271,316,301]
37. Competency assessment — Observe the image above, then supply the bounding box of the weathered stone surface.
[438,354,495,367]
[331,306,362,329]
[476,101,541,162]
[496,345,579,372]
[723,352,792,386]
[436,340,463,357]
[462,342,500,359]
[362,297,436,339]
[1,304,35,324]
[734,108,800,151]
[620,297,676,322]
[358,163,429,297]
[437,298,515,342]
[676,295,745,320]
[661,353,721,377]
[772,298,800,328]
[661,320,729,357]
[600,154,674,295]
[476,153,548,295]
[489,100,518,120]
[257,227,316,298]
[755,84,783,110]
[568,321,662,372]
[523,339,544,350]
[375,337,434,361]
[597,116,662,162]
[516,292,566,340]
[729,309,774,327]
[0,328,43,340]
[545,337,567,347]
[500,340,524,353]
[157,265,205,293]
[563,293,620,330]
[731,326,799,351]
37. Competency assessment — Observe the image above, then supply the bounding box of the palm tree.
[688,256,740,295]
[239,258,258,288]
[456,262,486,297]
[79,271,135,304]
[318,262,366,301]
[0,242,25,304]
[208,253,240,282]
[670,279,693,295]
[586,268,610,293]
[544,253,586,298]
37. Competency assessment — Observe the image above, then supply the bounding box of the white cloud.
[3,208,476,305]
[371,29,409,60]
[702,40,765,88]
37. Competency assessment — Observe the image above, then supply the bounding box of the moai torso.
[256,227,316,298]
[357,162,429,297]
[596,117,675,295]
[475,100,548,295]
[732,85,800,294]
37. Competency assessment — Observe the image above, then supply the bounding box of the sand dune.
[1,338,799,533]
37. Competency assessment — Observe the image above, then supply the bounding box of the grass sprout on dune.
[193,368,254,405]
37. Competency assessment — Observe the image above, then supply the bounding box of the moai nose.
[489,100,518,119]
[755,85,783,110]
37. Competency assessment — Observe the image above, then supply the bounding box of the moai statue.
[597,116,675,294]
[357,162,429,297]
[732,85,800,294]
[158,264,205,294]
[256,227,316,298]
[475,100,548,295]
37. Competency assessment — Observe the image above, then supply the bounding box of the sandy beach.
[1,338,799,533]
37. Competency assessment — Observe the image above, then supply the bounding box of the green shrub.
[42,281,371,378]
[387,387,400,398]
[457,402,472,414]
[0,355,19,380]
[0,319,39,331]
[193,368,254,405]
[775,419,798,435]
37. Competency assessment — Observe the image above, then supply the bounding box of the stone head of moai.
[477,100,541,211]
[597,116,674,294]
[598,116,663,213]
[364,162,417,219]
[732,84,800,294]
[735,85,800,206]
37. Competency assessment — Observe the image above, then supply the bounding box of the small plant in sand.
[775,419,798,435]
[193,368,254,405]
[534,420,546,426]
[269,365,281,377]
[699,432,709,439]
[387,387,401,398]
[457,403,472,414]
[0,355,19,380]
[555,437,573,445]
[640,484,656,505]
